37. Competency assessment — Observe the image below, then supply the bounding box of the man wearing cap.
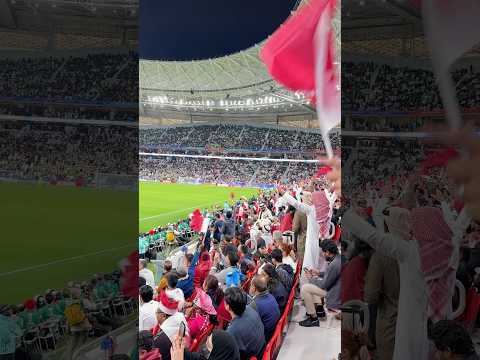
[153,290,189,360]
[299,240,341,327]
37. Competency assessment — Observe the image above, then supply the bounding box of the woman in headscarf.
[170,330,240,360]
[343,205,454,360]
[185,289,217,340]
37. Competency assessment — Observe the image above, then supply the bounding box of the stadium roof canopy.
[140,0,341,119]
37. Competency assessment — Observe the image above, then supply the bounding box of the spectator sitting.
[224,287,265,360]
[210,250,241,288]
[185,289,217,340]
[174,329,241,360]
[162,272,185,311]
[271,248,294,292]
[248,274,280,341]
[280,243,296,270]
[203,275,231,324]
[299,240,341,327]
[157,260,172,292]
[139,285,159,331]
[139,259,156,290]
[254,239,271,263]
[138,330,161,360]
[260,263,288,312]
[272,230,284,250]
[429,320,479,360]
[239,245,255,276]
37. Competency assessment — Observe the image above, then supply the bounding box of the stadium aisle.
[278,301,340,360]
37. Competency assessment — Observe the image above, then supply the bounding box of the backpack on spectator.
[226,268,244,288]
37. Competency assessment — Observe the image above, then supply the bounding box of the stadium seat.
[456,286,480,332]
[189,323,215,352]
[341,300,370,333]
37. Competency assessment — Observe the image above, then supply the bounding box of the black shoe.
[299,316,319,327]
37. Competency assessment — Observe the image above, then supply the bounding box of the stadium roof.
[140,0,340,117]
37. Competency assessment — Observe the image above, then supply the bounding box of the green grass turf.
[0,182,137,304]
[139,182,259,233]
[0,181,257,304]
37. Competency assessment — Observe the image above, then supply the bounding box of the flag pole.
[314,1,338,159]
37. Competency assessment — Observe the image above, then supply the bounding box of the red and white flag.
[260,0,339,157]
[314,0,339,158]
[417,0,480,129]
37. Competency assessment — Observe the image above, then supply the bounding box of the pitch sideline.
[0,244,134,278]
[139,203,214,221]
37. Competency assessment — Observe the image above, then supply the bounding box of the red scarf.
[412,207,453,321]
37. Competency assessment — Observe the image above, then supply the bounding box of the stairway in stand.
[277,300,341,360]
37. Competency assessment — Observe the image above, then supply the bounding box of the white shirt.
[160,312,189,343]
[139,268,156,289]
[139,300,159,331]
[165,288,185,310]
[281,192,322,271]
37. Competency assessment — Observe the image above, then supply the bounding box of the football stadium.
[1,0,480,359]
[137,1,342,360]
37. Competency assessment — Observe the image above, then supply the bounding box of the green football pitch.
[0,182,137,304]
[139,182,258,233]
[0,181,257,304]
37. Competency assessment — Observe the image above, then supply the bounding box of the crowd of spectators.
[0,52,137,121]
[0,270,135,359]
[139,124,340,154]
[137,184,341,360]
[342,61,480,111]
[339,136,480,360]
[0,120,137,184]
[139,156,317,186]
[0,52,137,102]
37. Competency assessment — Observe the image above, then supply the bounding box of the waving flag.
[190,208,204,232]
[417,0,480,129]
[316,165,332,177]
[260,0,339,157]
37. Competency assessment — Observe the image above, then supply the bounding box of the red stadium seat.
[189,323,215,352]
[457,287,480,332]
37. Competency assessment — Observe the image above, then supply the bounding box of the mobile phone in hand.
[179,322,186,338]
